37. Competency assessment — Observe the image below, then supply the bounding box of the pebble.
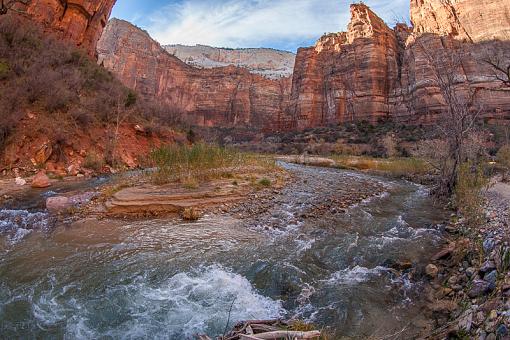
[425,264,439,278]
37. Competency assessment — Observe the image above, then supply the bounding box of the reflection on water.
[0,164,447,338]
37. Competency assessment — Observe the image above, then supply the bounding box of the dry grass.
[331,155,430,177]
[455,162,489,228]
[150,143,277,185]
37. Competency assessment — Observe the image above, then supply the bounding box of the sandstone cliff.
[13,0,116,56]
[287,4,400,129]
[410,0,510,43]
[98,19,291,130]
[286,2,510,128]
[164,45,295,79]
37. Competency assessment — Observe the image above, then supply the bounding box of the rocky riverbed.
[425,181,510,339]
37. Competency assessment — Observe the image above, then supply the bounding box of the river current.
[0,164,447,339]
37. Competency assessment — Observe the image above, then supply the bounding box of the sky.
[111,0,410,52]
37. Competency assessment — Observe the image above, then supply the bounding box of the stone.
[468,280,494,298]
[480,261,497,275]
[14,177,26,186]
[484,270,498,285]
[425,264,439,279]
[31,171,51,188]
[466,267,477,278]
[46,196,72,212]
[486,333,496,340]
[484,238,496,254]
[457,311,473,332]
[497,324,509,338]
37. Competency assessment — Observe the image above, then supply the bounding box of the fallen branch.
[243,330,321,339]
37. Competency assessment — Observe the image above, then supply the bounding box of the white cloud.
[145,0,410,51]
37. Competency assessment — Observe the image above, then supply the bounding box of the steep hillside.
[0,15,179,174]
[98,19,292,130]
[164,44,295,79]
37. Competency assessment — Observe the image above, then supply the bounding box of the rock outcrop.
[98,19,291,130]
[14,0,116,56]
[286,4,400,129]
[164,45,296,79]
[285,2,510,128]
[410,0,510,43]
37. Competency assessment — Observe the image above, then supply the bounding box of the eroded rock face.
[14,0,116,56]
[98,19,291,129]
[285,2,510,128]
[410,0,510,43]
[287,4,400,128]
[163,45,295,79]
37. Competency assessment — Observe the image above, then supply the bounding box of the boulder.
[46,196,72,212]
[31,171,51,188]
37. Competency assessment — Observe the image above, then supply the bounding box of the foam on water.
[325,266,390,285]
[0,209,50,244]
[31,266,284,338]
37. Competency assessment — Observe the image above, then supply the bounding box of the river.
[0,163,447,339]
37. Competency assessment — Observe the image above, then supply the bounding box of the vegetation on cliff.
[0,15,180,170]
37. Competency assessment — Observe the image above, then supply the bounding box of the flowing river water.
[0,164,448,339]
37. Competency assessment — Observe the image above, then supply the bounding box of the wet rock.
[468,280,494,298]
[31,171,51,188]
[426,264,439,278]
[46,196,71,212]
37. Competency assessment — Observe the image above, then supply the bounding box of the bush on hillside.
[0,15,183,160]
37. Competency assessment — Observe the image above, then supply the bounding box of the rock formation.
[410,0,510,43]
[285,2,510,128]
[98,19,291,130]
[13,0,116,56]
[164,45,296,79]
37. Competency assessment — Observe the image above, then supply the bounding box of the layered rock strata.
[98,19,291,129]
[285,2,510,128]
[13,0,116,56]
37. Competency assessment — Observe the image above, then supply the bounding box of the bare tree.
[0,0,31,15]
[482,42,510,88]
[416,42,482,197]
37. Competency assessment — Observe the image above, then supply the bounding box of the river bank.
[424,181,510,340]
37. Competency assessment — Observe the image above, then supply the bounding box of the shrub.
[258,178,271,187]
[181,207,202,221]
[455,162,489,228]
[83,153,104,172]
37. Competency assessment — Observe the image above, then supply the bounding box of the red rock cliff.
[286,1,510,128]
[410,0,510,42]
[97,19,291,129]
[287,4,400,129]
[14,0,116,56]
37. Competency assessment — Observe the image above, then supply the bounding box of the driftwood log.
[197,319,321,340]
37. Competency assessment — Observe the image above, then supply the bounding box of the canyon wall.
[286,1,510,128]
[97,19,291,129]
[13,0,116,56]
